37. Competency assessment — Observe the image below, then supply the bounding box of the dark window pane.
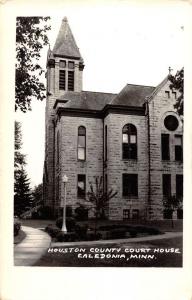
[123,144,137,159]
[78,136,85,147]
[59,70,66,90]
[177,209,183,219]
[164,115,179,131]
[105,125,107,161]
[162,174,171,197]
[163,209,173,219]
[68,71,74,91]
[78,126,86,136]
[161,134,170,160]
[59,60,66,68]
[78,175,86,197]
[132,209,139,219]
[176,175,183,199]
[57,132,60,164]
[123,209,130,220]
[78,126,86,161]
[68,61,75,69]
[175,135,183,161]
[105,174,108,193]
[175,146,183,161]
[123,174,138,196]
[122,124,137,160]
[165,91,170,98]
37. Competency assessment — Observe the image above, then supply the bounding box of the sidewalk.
[14,225,182,266]
[14,226,51,266]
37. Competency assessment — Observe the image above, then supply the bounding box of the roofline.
[54,102,145,118]
[53,54,81,60]
[145,75,169,103]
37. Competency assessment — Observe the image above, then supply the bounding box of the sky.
[15,2,185,188]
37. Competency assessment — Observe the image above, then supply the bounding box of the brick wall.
[54,116,103,212]
[104,113,149,220]
[148,80,183,219]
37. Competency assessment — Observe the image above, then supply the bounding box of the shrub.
[108,228,127,239]
[66,206,73,217]
[56,231,77,242]
[74,205,88,221]
[14,217,21,236]
[55,217,76,231]
[129,228,137,238]
[74,224,88,240]
[86,231,102,241]
[39,206,54,219]
[45,224,60,237]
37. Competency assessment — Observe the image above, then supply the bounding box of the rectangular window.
[68,71,74,91]
[162,174,171,198]
[105,174,108,193]
[132,209,139,219]
[105,125,107,161]
[161,134,170,160]
[123,209,130,220]
[59,60,66,68]
[165,91,170,98]
[176,175,183,199]
[123,174,138,197]
[77,174,86,198]
[68,61,75,69]
[78,133,86,161]
[78,148,85,160]
[59,70,66,90]
[172,91,177,99]
[175,135,183,161]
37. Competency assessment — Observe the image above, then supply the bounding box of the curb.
[51,231,182,247]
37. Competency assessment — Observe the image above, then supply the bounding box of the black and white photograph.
[13,7,185,268]
[1,1,192,299]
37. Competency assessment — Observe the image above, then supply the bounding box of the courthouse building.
[43,17,183,220]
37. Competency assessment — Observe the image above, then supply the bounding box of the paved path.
[14,226,182,266]
[51,231,182,247]
[14,226,51,266]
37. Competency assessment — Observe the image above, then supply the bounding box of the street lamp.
[61,174,68,232]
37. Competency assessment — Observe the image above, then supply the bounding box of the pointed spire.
[53,17,82,59]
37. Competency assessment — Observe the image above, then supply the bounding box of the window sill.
[122,159,138,162]
[122,196,138,199]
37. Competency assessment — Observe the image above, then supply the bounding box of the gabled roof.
[53,17,82,59]
[111,84,155,107]
[54,91,116,110]
[146,76,169,102]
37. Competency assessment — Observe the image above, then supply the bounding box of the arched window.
[122,124,137,159]
[78,126,86,161]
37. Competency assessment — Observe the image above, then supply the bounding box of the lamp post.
[61,174,68,232]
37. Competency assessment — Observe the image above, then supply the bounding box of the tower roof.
[53,17,82,59]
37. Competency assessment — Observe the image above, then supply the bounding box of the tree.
[78,176,117,235]
[14,121,32,216]
[14,167,33,216]
[32,183,43,207]
[163,195,182,228]
[16,17,51,112]
[168,68,184,116]
[14,121,26,169]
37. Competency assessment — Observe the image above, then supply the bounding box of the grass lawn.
[33,236,182,268]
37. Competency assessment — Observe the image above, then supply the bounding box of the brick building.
[43,17,183,220]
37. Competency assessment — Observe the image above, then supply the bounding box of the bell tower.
[47,17,84,98]
[43,17,84,212]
